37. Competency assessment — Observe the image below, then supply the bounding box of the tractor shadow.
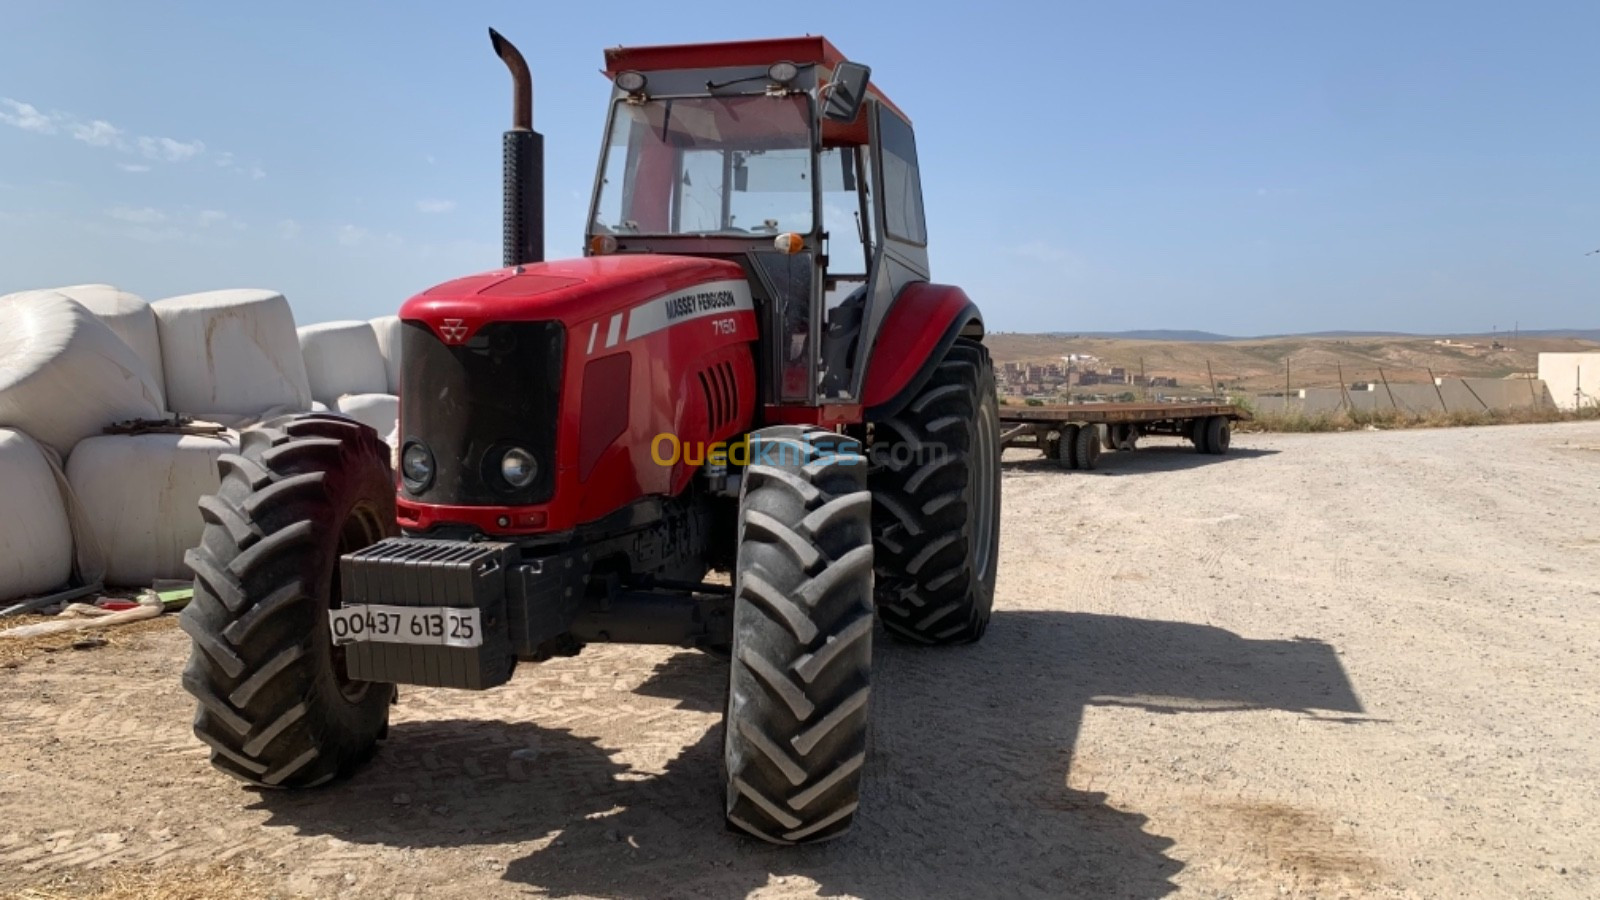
[1003,442,1279,476]
[254,611,1361,899]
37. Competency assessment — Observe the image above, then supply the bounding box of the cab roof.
[601,36,908,127]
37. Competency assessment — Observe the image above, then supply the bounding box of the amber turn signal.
[773,233,804,254]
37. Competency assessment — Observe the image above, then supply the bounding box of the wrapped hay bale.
[0,428,73,600]
[370,315,404,394]
[334,392,399,438]
[152,289,312,418]
[299,320,389,406]
[66,431,238,585]
[0,290,164,455]
[52,284,167,409]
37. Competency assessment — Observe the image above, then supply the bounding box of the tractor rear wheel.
[180,414,397,788]
[868,338,1001,644]
[725,426,874,844]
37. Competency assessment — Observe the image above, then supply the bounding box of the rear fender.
[861,283,983,418]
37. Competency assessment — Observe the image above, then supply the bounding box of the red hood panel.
[401,255,746,343]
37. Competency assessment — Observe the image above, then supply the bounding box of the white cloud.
[278,219,301,240]
[0,98,55,134]
[416,199,456,214]
[70,119,121,147]
[196,209,229,228]
[1,95,264,176]
[116,162,151,173]
[138,135,205,163]
[338,224,370,247]
[106,206,167,225]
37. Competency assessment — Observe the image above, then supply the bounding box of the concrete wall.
[1537,353,1600,411]
[1253,377,1553,416]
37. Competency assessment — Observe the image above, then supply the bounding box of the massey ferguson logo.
[438,318,469,343]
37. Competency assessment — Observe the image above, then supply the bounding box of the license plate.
[329,605,483,648]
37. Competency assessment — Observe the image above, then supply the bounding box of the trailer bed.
[997,401,1249,470]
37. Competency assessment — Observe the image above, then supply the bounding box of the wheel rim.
[329,501,387,703]
[973,398,999,582]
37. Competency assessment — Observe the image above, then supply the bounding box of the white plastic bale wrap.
[65,431,239,585]
[51,284,167,409]
[151,289,313,418]
[334,392,399,439]
[0,290,164,455]
[299,321,389,406]
[369,315,404,394]
[0,428,74,600]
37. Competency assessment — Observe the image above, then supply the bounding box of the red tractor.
[180,30,1000,844]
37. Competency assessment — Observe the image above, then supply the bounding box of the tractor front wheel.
[180,414,397,788]
[724,426,874,844]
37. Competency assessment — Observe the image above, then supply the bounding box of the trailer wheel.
[1073,423,1102,470]
[1204,416,1231,455]
[726,426,873,844]
[868,339,1000,644]
[1191,417,1211,453]
[180,414,397,789]
[1057,424,1081,469]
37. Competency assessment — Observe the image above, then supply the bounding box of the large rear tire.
[180,414,397,788]
[868,338,1001,644]
[725,427,874,844]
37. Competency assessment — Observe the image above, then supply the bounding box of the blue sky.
[1,1,1595,334]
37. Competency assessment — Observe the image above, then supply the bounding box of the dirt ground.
[4,421,1599,899]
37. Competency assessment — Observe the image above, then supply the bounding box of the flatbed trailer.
[997,402,1251,470]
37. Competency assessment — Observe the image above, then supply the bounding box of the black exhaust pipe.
[489,28,543,267]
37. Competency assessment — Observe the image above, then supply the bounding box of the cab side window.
[878,110,927,245]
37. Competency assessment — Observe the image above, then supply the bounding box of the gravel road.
[3,421,1598,899]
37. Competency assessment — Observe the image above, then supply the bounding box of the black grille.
[400,320,563,506]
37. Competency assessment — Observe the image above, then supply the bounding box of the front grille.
[399,320,563,506]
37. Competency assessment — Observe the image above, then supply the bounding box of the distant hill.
[1020,328,1600,342]
[985,330,1600,392]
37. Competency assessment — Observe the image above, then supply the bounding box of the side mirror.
[822,61,871,122]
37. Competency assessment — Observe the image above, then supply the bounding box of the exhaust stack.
[489,28,543,267]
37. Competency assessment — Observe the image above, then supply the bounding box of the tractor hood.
[400,254,745,344]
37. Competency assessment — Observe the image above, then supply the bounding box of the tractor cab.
[587,38,930,409]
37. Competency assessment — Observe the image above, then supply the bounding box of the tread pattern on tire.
[1073,423,1102,471]
[180,413,397,789]
[726,426,873,845]
[868,339,1000,644]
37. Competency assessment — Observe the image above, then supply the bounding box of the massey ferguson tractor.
[180,30,1000,844]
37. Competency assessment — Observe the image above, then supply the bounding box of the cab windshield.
[592,94,815,237]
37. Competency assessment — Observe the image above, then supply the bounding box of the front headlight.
[401,441,435,491]
[500,447,538,488]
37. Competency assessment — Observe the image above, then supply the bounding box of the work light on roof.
[614,70,647,93]
[768,61,799,85]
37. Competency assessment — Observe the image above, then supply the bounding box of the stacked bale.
[299,321,388,407]
[0,290,163,455]
[152,289,313,419]
[0,429,74,599]
[66,432,238,585]
[335,393,400,437]
[52,284,167,409]
[370,315,404,394]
